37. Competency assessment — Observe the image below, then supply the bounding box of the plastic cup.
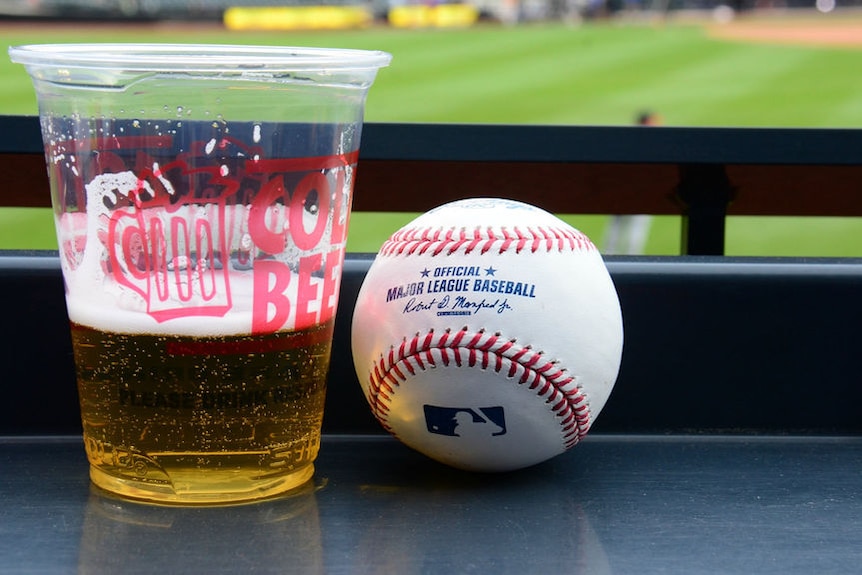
[10,43,390,504]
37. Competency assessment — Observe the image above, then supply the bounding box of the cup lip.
[8,43,392,73]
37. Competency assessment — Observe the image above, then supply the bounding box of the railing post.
[675,164,735,256]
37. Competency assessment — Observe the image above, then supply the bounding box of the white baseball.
[351,198,623,471]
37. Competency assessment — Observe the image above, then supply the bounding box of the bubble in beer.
[37,112,373,503]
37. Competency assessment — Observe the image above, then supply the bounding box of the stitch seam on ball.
[381,226,596,257]
[366,327,591,449]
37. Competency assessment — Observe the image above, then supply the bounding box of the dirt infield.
[708,16,862,48]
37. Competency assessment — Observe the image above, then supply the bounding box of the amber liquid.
[70,321,332,504]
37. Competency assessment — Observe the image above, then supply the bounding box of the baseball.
[350,198,623,471]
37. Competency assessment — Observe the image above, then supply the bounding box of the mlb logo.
[424,405,507,438]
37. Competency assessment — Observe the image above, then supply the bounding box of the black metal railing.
[4,115,862,255]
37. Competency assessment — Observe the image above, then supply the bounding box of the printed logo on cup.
[54,133,356,333]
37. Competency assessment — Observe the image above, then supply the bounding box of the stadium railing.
[2,114,861,572]
[5,115,862,255]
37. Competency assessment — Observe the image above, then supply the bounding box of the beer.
[36,117,360,503]
[71,320,332,504]
[11,44,389,504]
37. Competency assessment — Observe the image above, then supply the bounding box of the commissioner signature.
[403,295,512,316]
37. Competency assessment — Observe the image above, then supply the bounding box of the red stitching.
[380,225,595,257]
[365,327,590,449]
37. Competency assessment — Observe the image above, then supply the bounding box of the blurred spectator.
[603,110,661,255]
[635,110,662,126]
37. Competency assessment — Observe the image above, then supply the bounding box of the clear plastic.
[10,43,390,504]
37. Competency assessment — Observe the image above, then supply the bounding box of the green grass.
[2,20,862,255]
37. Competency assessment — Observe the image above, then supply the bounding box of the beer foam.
[60,201,334,337]
[63,234,338,337]
[65,271,270,336]
[58,157,348,336]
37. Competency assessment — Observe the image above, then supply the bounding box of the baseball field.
[2,12,861,255]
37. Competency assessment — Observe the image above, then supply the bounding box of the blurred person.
[603,111,661,255]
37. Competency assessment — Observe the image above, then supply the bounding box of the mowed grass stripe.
[476,26,709,125]
[546,26,745,124]
[674,43,861,127]
[767,48,862,127]
[826,92,862,127]
[360,26,605,122]
[597,38,812,125]
[377,25,711,124]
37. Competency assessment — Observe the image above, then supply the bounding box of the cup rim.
[8,43,392,73]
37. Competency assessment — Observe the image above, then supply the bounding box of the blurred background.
[2,0,861,255]
[2,0,862,24]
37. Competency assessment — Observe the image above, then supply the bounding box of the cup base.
[89,463,315,505]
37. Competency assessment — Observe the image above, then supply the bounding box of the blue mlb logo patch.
[423,405,507,438]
